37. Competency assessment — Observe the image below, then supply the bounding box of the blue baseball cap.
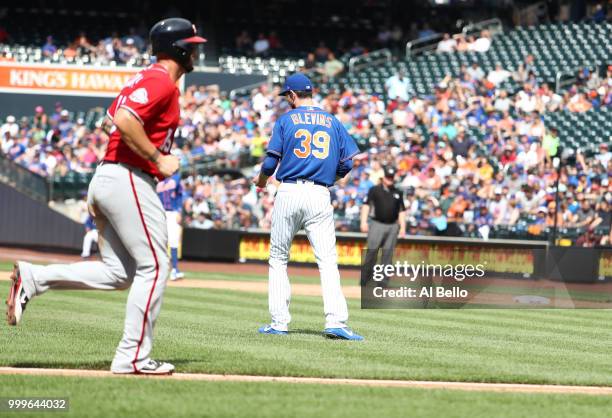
[279,73,313,96]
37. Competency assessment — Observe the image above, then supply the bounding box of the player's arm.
[113,108,178,177]
[398,192,407,237]
[398,211,406,238]
[336,118,360,176]
[360,203,370,233]
[254,154,279,188]
[334,158,353,186]
[101,115,114,136]
[254,119,283,189]
[360,188,373,233]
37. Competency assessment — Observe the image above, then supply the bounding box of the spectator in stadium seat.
[124,27,145,51]
[542,127,560,163]
[429,207,448,235]
[466,62,485,81]
[0,115,19,139]
[513,63,529,83]
[32,106,48,130]
[385,69,410,102]
[448,194,469,223]
[268,32,282,50]
[0,130,13,155]
[450,132,472,158]
[377,26,392,48]
[436,33,456,53]
[235,31,253,54]
[590,200,611,231]
[74,31,95,56]
[493,89,512,112]
[253,33,270,56]
[487,63,511,86]
[314,42,331,63]
[576,229,600,247]
[391,101,414,128]
[475,205,494,239]
[595,143,611,167]
[323,53,344,79]
[417,24,436,39]
[119,38,139,63]
[471,30,492,53]
[517,185,542,215]
[515,83,538,113]
[57,110,74,137]
[590,2,607,23]
[523,54,536,75]
[422,167,442,191]
[303,52,317,70]
[489,187,507,224]
[567,92,593,113]
[191,212,214,229]
[42,36,57,58]
[454,34,469,52]
[538,83,563,111]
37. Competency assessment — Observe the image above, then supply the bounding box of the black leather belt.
[282,178,329,187]
[101,160,156,182]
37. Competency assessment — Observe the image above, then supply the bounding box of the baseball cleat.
[137,360,175,375]
[112,360,175,375]
[6,263,29,326]
[323,327,364,341]
[258,324,288,335]
[170,269,184,281]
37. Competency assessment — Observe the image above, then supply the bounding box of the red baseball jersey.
[104,63,180,179]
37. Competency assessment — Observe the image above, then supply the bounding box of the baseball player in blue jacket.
[157,172,184,280]
[253,73,364,340]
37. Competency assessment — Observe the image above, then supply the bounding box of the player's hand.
[156,154,180,177]
[253,174,268,189]
[360,222,369,233]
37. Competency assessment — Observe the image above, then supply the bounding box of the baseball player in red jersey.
[5,18,205,375]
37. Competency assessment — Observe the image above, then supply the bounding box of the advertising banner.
[0,62,141,97]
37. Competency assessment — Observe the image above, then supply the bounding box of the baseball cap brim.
[180,36,207,44]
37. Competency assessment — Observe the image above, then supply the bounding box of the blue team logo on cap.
[279,73,313,96]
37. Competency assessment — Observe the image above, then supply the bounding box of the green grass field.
[1,261,612,417]
[2,375,611,418]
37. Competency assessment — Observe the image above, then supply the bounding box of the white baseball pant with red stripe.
[267,181,349,331]
[17,163,169,373]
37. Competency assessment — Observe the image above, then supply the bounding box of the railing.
[229,78,269,99]
[555,64,605,92]
[348,49,392,73]
[405,33,443,59]
[405,18,504,59]
[555,70,577,93]
[462,18,504,37]
[0,154,49,202]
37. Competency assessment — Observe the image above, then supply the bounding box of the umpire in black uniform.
[360,167,406,286]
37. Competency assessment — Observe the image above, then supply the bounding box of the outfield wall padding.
[0,182,83,251]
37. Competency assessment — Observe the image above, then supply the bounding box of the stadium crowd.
[1,62,610,243]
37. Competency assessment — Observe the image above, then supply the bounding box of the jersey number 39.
[293,129,330,159]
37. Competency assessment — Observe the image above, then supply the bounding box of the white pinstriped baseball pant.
[268,182,349,331]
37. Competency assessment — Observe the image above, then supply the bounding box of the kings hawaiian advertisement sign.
[0,62,141,97]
